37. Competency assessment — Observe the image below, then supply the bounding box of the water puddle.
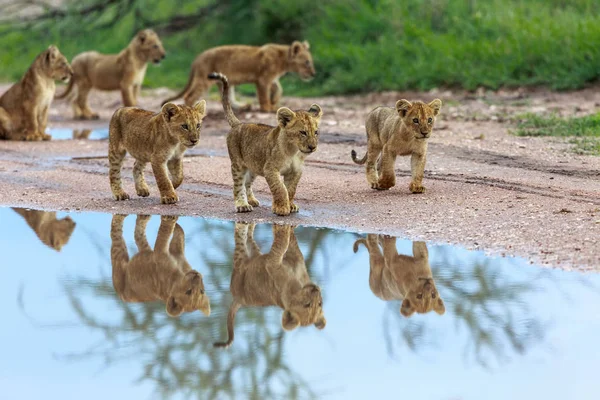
[47,128,108,140]
[1,207,598,399]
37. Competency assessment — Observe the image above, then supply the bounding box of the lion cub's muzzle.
[153,54,166,64]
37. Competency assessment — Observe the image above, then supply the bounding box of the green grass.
[514,113,600,155]
[2,0,600,95]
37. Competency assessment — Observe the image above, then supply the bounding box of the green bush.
[2,0,600,95]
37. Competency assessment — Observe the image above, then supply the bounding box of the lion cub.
[108,100,206,204]
[0,45,72,141]
[111,214,210,317]
[354,235,445,317]
[214,223,326,348]
[56,29,166,119]
[12,208,76,251]
[209,72,322,216]
[351,99,442,193]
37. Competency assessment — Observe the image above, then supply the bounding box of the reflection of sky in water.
[0,208,598,400]
[47,128,108,140]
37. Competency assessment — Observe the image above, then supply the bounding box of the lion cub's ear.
[138,30,147,43]
[433,298,445,315]
[162,102,179,121]
[166,296,184,317]
[302,40,310,49]
[307,104,323,121]
[395,99,412,117]
[193,99,207,117]
[277,107,296,128]
[428,99,442,116]
[400,298,415,317]
[290,41,303,57]
[45,45,58,64]
[282,310,300,331]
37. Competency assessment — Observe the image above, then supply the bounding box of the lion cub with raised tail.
[351,99,442,193]
[108,101,206,204]
[111,214,210,317]
[354,235,445,317]
[208,72,322,216]
[214,222,326,348]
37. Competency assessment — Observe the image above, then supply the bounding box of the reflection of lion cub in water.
[351,99,442,193]
[110,214,210,317]
[12,208,76,251]
[354,235,445,317]
[214,223,326,348]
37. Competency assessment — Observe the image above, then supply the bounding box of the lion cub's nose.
[308,145,316,152]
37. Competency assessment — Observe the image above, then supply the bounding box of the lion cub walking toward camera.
[351,99,442,193]
[354,235,445,317]
[209,72,322,216]
[108,100,206,204]
[111,214,210,317]
[56,29,166,120]
[214,223,326,348]
[0,46,72,141]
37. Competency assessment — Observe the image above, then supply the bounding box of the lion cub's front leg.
[284,170,302,213]
[152,157,179,204]
[265,169,291,216]
[409,153,426,194]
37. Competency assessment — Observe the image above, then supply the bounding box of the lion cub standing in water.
[108,100,206,204]
[0,46,72,141]
[209,72,322,216]
[111,214,210,317]
[214,223,326,348]
[351,99,442,193]
[353,235,445,317]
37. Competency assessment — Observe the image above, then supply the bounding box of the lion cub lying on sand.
[108,100,206,204]
[354,235,445,317]
[0,46,72,141]
[163,41,315,112]
[351,99,442,193]
[12,208,76,251]
[111,214,210,317]
[214,223,326,348]
[56,29,166,120]
[209,72,322,216]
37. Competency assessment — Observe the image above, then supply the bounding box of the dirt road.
[0,84,599,270]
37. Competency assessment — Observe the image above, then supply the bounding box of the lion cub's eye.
[412,118,419,124]
[305,60,310,66]
[304,303,311,308]
[200,289,204,295]
[315,130,319,136]
[300,131,308,136]
[153,45,159,49]
[428,117,433,124]
[181,124,189,130]
[185,289,192,296]
[196,123,201,130]
[432,292,437,299]
[416,293,423,299]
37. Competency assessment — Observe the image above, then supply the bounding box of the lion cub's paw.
[290,203,300,213]
[113,191,130,201]
[236,204,253,213]
[371,182,392,191]
[41,132,52,141]
[160,192,179,204]
[272,203,291,216]
[136,186,150,197]
[409,182,426,194]
[247,197,260,207]
[161,215,178,222]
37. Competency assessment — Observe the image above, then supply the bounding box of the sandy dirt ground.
[0,83,599,271]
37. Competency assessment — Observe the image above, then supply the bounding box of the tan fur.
[354,235,445,317]
[163,41,315,112]
[110,214,210,317]
[57,29,165,120]
[209,72,322,216]
[108,100,206,204]
[0,46,72,141]
[351,99,442,193]
[214,223,325,348]
[12,208,76,251]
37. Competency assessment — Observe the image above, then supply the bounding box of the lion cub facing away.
[354,235,445,317]
[111,214,210,317]
[209,72,322,216]
[214,223,326,348]
[0,46,72,141]
[351,99,442,193]
[56,29,166,120]
[108,101,206,204]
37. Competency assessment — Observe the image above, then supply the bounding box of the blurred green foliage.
[2,0,600,95]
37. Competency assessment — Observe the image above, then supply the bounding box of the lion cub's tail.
[208,72,241,128]
[54,78,75,100]
[351,149,368,165]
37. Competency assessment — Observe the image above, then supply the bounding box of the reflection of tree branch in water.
[52,217,321,399]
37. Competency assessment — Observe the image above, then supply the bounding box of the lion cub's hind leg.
[231,164,253,213]
[366,141,382,189]
[133,160,150,197]
[245,171,260,208]
[108,121,130,201]
[74,81,99,120]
